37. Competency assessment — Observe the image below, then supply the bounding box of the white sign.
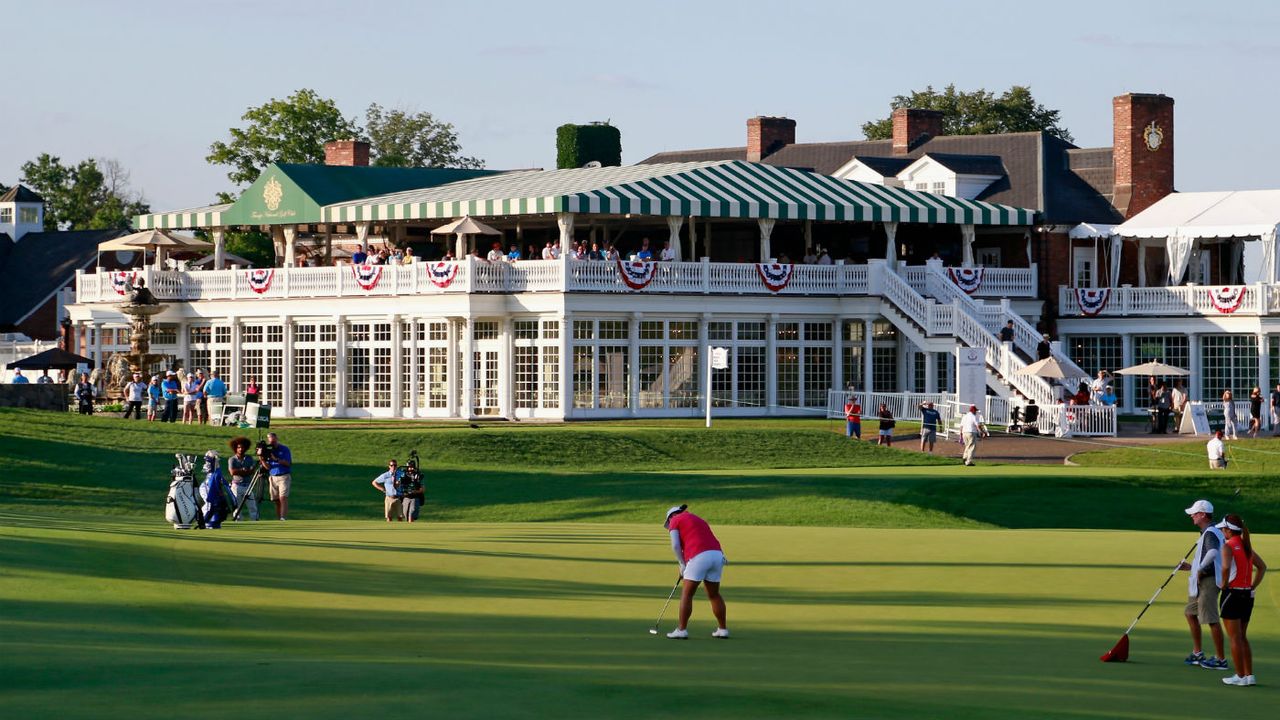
[956,347,986,411]
[711,347,729,370]
[1180,401,1211,436]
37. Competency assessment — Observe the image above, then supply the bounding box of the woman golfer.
[663,505,729,639]
[1218,514,1267,686]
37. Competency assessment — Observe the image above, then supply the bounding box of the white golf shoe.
[712,628,730,639]
[666,628,689,639]
[1222,675,1250,686]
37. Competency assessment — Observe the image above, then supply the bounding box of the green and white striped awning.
[135,203,232,230]
[321,160,1036,226]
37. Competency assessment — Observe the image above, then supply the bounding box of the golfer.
[1177,500,1229,670]
[1207,430,1227,470]
[1218,514,1267,686]
[663,504,728,640]
[960,405,988,466]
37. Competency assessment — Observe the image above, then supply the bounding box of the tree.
[365,103,484,169]
[556,122,622,169]
[19,153,150,231]
[207,89,362,187]
[861,85,1073,143]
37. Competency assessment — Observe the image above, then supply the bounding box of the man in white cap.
[1177,499,1229,670]
[959,405,988,466]
[663,504,729,639]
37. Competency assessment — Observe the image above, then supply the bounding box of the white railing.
[826,390,957,435]
[825,391,1116,438]
[1201,401,1254,434]
[902,264,1036,297]
[1059,283,1275,317]
[1039,404,1118,437]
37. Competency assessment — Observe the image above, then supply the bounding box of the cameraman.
[259,432,292,521]
[400,454,425,523]
[227,436,259,521]
[371,459,403,522]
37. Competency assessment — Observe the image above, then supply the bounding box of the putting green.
[1,514,1274,719]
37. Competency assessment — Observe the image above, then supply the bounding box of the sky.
[2,0,1278,212]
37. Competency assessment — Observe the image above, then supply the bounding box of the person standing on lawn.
[371,459,403,522]
[876,402,895,446]
[960,405,987,466]
[122,372,146,420]
[261,432,292,521]
[919,401,942,453]
[1218,514,1267,686]
[843,396,861,440]
[1178,499,1229,670]
[663,505,729,640]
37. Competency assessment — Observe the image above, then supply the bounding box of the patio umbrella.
[1114,360,1190,376]
[6,347,94,370]
[101,229,213,269]
[1016,357,1072,379]
[431,216,501,258]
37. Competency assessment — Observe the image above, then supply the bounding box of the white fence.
[75,260,1035,304]
[1059,283,1280,317]
[827,390,1118,438]
[0,338,56,382]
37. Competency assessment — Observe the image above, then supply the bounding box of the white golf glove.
[678,563,686,576]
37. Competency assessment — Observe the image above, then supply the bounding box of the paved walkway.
[889,422,1199,465]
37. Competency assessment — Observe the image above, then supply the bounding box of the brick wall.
[324,140,371,167]
[1112,94,1174,218]
[746,117,795,162]
[892,109,944,155]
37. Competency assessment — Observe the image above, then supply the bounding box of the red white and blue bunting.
[947,267,984,295]
[352,264,383,291]
[427,262,459,289]
[1075,288,1110,317]
[1207,286,1247,314]
[755,263,794,293]
[617,260,657,290]
[245,269,274,294]
[110,271,137,295]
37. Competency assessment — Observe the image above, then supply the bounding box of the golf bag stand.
[231,465,264,521]
[164,454,203,529]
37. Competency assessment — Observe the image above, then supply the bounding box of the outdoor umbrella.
[1016,357,1072,379]
[431,216,501,258]
[1114,360,1190,376]
[6,347,95,370]
[101,229,213,269]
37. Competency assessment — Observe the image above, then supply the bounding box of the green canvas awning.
[135,203,231,230]
[321,160,1037,226]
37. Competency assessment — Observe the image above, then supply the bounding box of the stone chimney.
[1112,93,1174,218]
[892,108,944,155]
[746,116,796,162]
[324,139,371,167]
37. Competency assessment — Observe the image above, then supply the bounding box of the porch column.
[699,312,711,409]
[211,227,226,270]
[1260,333,1270,430]
[391,315,404,417]
[629,313,641,416]
[500,317,514,419]
[832,317,844,395]
[355,222,370,251]
[92,321,103,371]
[758,218,776,263]
[666,216,684,261]
[1120,334,1134,413]
[335,317,348,416]
[884,221,899,265]
[280,315,293,417]
[461,316,474,420]
[445,319,458,418]
[558,312,573,418]
[863,319,874,393]
[323,229,333,266]
[1188,332,1201,401]
[704,221,712,258]
[1024,229,1033,266]
[556,212,575,248]
[270,226,285,267]
[803,220,813,256]
[176,320,189,370]
[765,314,778,415]
[407,318,419,418]
[229,317,241,391]
[961,224,976,268]
[925,351,938,393]
[282,226,297,268]
[1137,244,1148,287]
[688,217,698,261]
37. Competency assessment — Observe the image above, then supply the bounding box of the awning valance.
[135,203,231,230]
[1115,190,1280,240]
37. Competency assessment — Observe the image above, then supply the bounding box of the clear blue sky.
[2,0,1277,212]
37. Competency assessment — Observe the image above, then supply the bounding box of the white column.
[500,317,514,419]
[270,226,285,267]
[765,314,777,415]
[229,317,241,391]
[1188,333,1201,401]
[666,216,684,262]
[925,351,938,393]
[1121,333,1134,412]
[455,233,466,259]
[282,226,297,268]
[355,222,370,251]
[556,212,575,247]
[832,317,844,394]
[804,220,813,256]
[703,220,712,259]
[629,313,641,416]
[558,312,573,418]
[688,217,698,261]
[1260,333,1270,429]
[1137,244,1148,287]
[446,319,458,418]
[391,315,404,417]
[884,221,898,265]
[92,321,103,371]
[335,317,348,416]
[407,319,419,418]
[758,218,776,263]
[863,318,874,393]
[280,315,293,416]
[176,320,189,370]
[961,224,976,268]
[212,227,226,270]
[461,316,474,420]
[699,312,710,411]
[1025,229,1033,266]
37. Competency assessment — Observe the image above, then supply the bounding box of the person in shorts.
[1218,514,1267,686]
[227,436,259,521]
[663,504,728,640]
[260,432,292,521]
[843,396,861,440]
[1178,499,1229,669]
[371,459,402,522]
[919,401,941,452]
[877,402,895,446]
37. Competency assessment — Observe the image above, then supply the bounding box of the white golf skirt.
[683,550,726,583]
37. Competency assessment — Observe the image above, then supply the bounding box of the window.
[914,182,928,192]
[598,346,629,408]
[1201,335,1258,399]
[776,347,799,407]
[803,346,831,407]
[668,347,699,407]
[872,346,897,392]
[736,347,766,409]
[573,346,594,408]
[977,248,1002,267]
[931,181,946,195]
[1066,336,1124,379]
[0,208,10,223]
[639,346,665,408]
[1072,247,1095,288]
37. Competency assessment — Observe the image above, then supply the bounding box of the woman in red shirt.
[1218,514,1268,687]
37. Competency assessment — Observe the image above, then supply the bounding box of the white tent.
[1068,223,1121,287]
[1114,190,1280,285]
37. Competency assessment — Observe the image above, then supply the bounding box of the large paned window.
[512,319,561,412]
[1066,336,1124,379]
[1201,335,1258,399]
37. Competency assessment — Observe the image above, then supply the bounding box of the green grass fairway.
[1,515,1275,719]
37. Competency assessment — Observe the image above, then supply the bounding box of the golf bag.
[199,451,231,529]
[164,454,203,529]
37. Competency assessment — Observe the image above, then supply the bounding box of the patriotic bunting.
[617,260,657,290]
[427,262,459,289]
[245,269,274,294]
[947,267,984,295]
[1075,288,1110,317]
[755,263,794,293]
[1207,286,1247,314]
[110,271,137,295]
[352,264,383,291]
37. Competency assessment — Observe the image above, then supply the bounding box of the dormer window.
[895,153,1006,200]
[0,208,11,223]
[931,181,946,195]
[18,207,38,223]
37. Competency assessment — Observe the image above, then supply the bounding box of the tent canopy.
[1068,222,1117,239]
[430,216,501,236]
[6,347,94,370]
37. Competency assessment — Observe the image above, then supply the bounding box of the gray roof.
[853,156,914,176]
[641,131,1123,224]
[921,153,1006,176]
[0,184,44,204]
[0,229,127,327]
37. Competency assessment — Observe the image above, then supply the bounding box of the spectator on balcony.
[817,247,832,265]
[486,242,504,262]
[587,242,604,261]
[573,242,587,260]
[1091,370,1110,404]
[1036,334,1052,361]
[1249,387,1263,438]
[1223,390,1240,440]
[605,244,620,262]
[636,238,654,262]
[506,244,520,263]
[352,245,368,265]
[802,248,817,265]
[1100,385,1117,407]
[402,247,416,265]
[778,252,792,264]
[541,240,554,260]
[1072,382,1091,406]
[550,240,562,259]
[660,240,676,262]
[999,320,1015,344]
[876,402,895,446]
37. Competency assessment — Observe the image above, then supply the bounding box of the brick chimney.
[892,108,944,155]
[324,139,371,167]
[1112,93,1174,218]
[746,116,796,162]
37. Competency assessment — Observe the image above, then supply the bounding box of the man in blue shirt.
[636,238,654,262]
[260,432,293,520]
[352,245,368,265]
[370,459,403,522]
[161,370,181,423]
[919,401,943,453]
[204,370,227,423]
[11,370,29,384]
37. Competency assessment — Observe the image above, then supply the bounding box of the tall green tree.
[19,154,150,231]
[862,85,1073,143]
[365,103,484,169]
[207,89,362,187]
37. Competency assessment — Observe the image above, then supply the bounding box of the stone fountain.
[104,279,171,397]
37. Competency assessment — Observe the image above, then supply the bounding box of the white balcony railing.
[1059,283,1278,317]
[74,260,1035,305]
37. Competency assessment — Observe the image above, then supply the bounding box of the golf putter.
[648,576,683,635]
